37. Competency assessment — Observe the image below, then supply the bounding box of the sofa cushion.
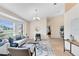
[0,42,4,47]
[21,35,26,39]
[10,43,18,47]
[0,39,2,42]
[0,39,5,47]
[16,35,22,40]
[13,38,26,46]
[8,37,14,43]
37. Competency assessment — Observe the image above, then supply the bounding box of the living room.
[0,3,79,56]
[0,3,65,56]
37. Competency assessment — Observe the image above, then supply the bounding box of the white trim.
[0,12,24,22]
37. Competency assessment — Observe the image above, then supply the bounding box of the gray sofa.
[0,36,27,55]
[13,38,27,46]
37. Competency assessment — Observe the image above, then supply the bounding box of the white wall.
[29,18,47,40]
[64,4,79,56]
[47,15,64,38]
[23,21,30,36]
[64,4,79,41]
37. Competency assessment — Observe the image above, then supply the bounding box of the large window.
[15,23,23,35]
[0,19,13,38]
[18,24,23,35]
[0,19,24,39]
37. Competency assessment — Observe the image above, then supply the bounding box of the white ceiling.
[0,3,64,21]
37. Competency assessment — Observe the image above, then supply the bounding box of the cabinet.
[64,39,79,56]
[72,45,79,56]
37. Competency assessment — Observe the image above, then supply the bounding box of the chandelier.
[33,8,40,20]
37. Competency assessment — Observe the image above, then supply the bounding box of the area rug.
[22,39,54,56]
[33,40,55,56]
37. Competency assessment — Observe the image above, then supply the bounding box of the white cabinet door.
[65,41,70,50]
[72,44,79,56]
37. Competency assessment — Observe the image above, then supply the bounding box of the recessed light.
[54,3,57,5]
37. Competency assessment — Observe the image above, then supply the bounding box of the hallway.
[49,38,72,56]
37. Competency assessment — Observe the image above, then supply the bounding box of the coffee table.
[28,41,39,56]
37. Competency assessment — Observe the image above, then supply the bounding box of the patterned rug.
[22,39,54,56]
[34,40,54,56]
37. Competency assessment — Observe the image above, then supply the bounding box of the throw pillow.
[8,37,14,43]
[0,39,2,42]
[0,39,5,47]
[16,35,21,40]
[10,43,18,47]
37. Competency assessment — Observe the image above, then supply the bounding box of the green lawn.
[4,30,13,37]
[0,29,13,39]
